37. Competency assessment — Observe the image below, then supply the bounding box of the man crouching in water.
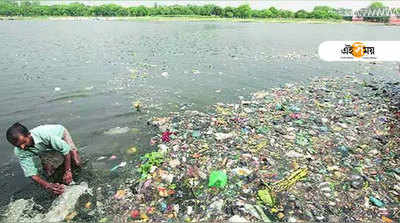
[6,123,81,195]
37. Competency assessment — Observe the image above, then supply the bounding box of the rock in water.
[4,182,89,222]
[3,199,36,222]
[43,182,89,222]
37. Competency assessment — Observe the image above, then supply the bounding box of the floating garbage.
[215,132,235,141]
[126,147,138,155]
[114,189,126,200]
[168,159,180,168]
[99,218,108,223]
[229,215,248,222]
[133,101,141,111]
[369,196,385,207]
[162,131,172,142]
[94,77,400,222]
[161,72,169,78]
[258,188,276,207]
[97,156,107,161]
[232,167,252,177]
[208,170,228,188]
[104,127,130,135]
[84,202,92,209]
[382,216,394,223]
[110,161,127,171]
[272,167,308,192]
[192,130,201,138]
[192,69,200,75]
[130,209,140,219]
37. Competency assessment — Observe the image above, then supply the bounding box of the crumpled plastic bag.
[258,188,276,207]
[208,170,227,188]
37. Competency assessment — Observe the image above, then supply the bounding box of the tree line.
[0,1,343,19]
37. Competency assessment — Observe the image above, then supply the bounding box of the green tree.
[198,5,215,16]
[311,6,341,19]
[295,9,310,18]
[0,2,347,20]
[188,5,200,15]
[169,5,193,16]
[147,6,160,16]
[65,3,89,16]
[261,9,273,18]
[251,9,262,18]
[278,9,294,18]
[135,5,149,16]
[268,7,279,18]
[0,0,19,16]
[234,4,252,18]
[223,6,234,18]
[369,2,385,9]
[210,5,223,16]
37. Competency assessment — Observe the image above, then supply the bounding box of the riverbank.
[0,15,357,24]
[96,76,400,222]
[1,19,399,222]
[11,0,400,11]
[4,76,399,222]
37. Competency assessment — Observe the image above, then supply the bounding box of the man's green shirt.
[14,124,71,177]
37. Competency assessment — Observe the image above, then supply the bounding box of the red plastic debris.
[290,113,301,119]
[162,131,172,142]
[130,209,140,219]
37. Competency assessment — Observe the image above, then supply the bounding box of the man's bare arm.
[63,152,73,185]
[64,152,71,172]
[32,175,50,188]
[32,175,64,194]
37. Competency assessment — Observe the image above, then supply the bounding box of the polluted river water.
[0,20,399,218]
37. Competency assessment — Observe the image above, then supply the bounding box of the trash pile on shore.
[6,76,399,222]
[94,76,400,222]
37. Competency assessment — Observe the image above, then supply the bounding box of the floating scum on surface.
[91,77,399,222]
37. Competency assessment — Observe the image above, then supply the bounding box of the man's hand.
[46,183,65,195]
[32,175,65,195]
[63,170,73,185]
[63,152,73,185]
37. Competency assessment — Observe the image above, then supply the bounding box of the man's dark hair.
[6,122,29,145]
